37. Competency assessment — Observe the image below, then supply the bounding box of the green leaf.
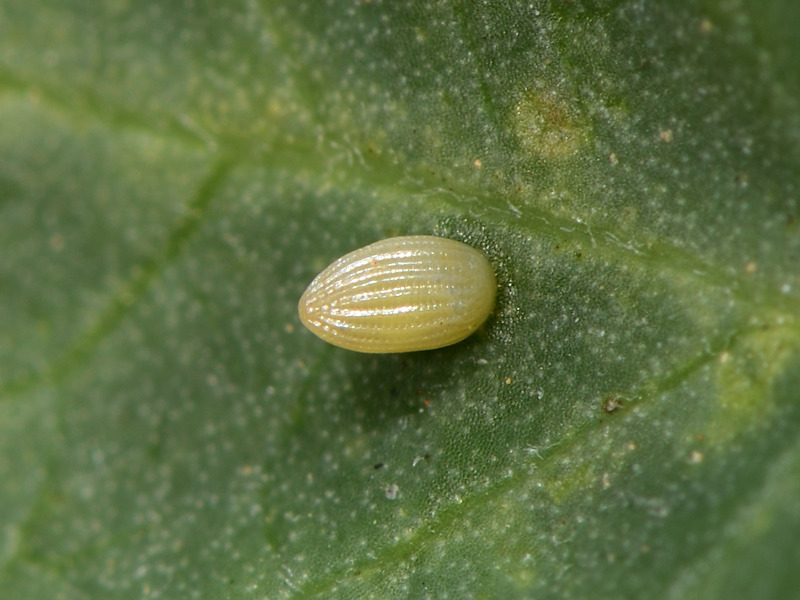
[2,1,800,598]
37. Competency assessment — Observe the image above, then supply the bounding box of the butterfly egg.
[298,235,496,353]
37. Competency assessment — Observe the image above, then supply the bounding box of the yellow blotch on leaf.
[510,89,590,158]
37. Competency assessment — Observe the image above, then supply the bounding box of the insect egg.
[298,235,496,353]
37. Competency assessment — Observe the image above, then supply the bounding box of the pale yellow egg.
[298,236,496,353]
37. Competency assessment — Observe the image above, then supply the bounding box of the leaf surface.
[1,1,799,598]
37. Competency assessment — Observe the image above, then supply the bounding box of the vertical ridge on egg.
[298,235,496,353]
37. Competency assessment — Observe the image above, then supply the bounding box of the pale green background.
[1,1,799,598]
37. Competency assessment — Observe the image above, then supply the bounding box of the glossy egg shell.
[298,235,496,353]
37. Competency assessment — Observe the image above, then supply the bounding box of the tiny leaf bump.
[298,235,496,353]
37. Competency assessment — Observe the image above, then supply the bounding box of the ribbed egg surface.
[298,236,496,353]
